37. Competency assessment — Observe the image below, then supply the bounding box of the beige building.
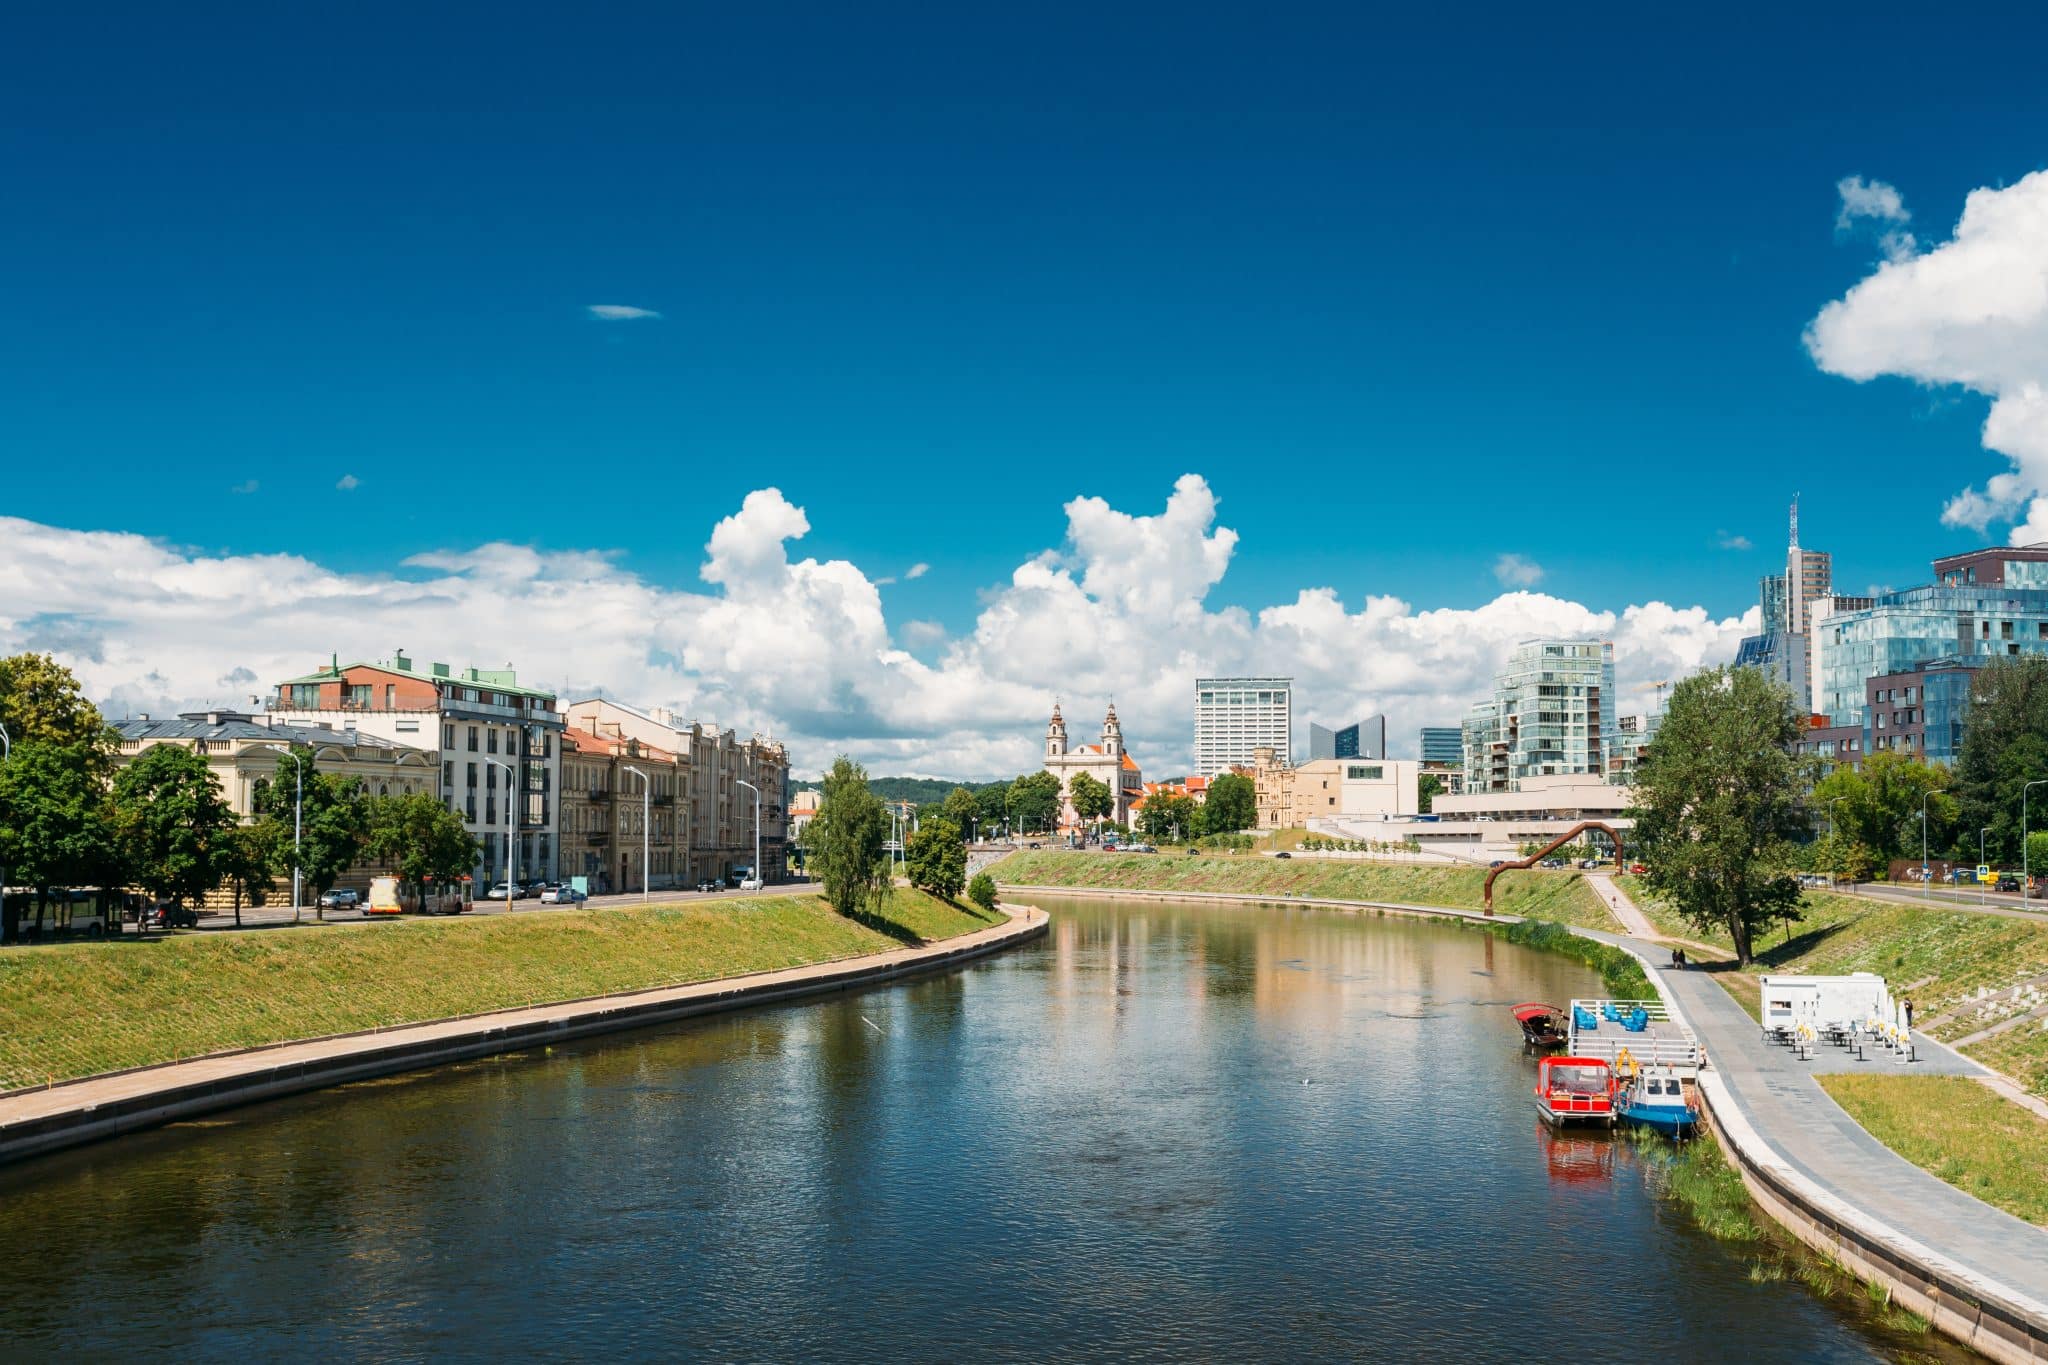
[563,698,791,883]
[112,710,439,904]
[560,726,686,893]
[1042,703,1143,831]
[1251,751,1420,827]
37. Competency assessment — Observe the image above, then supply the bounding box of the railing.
[1566,997,1701,1072]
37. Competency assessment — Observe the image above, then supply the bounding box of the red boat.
[1534,1056,1617,1127]
[1512,1002,1568,1049]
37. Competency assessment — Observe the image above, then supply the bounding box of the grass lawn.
[1818,1074,2048,1228]
[995,849,1616,928]
[0,890,1004,1091]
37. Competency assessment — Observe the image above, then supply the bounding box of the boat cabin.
[1533,1056,1615,1127]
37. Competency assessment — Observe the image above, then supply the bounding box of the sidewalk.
[1589,880,2048,1351]
[0,906,1047,1166]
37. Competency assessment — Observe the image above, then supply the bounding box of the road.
[185,878,824,931]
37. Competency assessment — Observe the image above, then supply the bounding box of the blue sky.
[5,3,2048,773]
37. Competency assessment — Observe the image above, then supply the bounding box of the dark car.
[145,903,198,929]
[1997,875,2023,893]
[1274,851,1292,859]
[1489,859,1506,868]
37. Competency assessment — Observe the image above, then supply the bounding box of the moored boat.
[1616,1063,1700,1139]
[1533,1055,1616,1126]
[1512,1002,1568,1049]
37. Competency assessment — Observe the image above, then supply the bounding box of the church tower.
[1046,702,1068,758]
[1102,702,1122,757]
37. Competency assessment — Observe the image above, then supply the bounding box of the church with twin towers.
[1042,702,1144,832]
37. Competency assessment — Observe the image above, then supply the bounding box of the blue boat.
[1616,1065,1699,1139]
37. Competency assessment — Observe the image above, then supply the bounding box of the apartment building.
[1461,640,1616,794]
[563,698,791,884]
[1194,677,1291,775]
[560,726,686,893]
[270,652,564,886]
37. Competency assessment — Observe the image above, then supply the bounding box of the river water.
[0,896,1950,1361]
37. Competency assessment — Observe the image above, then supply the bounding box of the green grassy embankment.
[1818,1074,2048,1229]
[993,849,1617,928]
[0,890,1005,1091]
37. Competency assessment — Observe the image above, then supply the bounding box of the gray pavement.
[1582,892,2048,1312]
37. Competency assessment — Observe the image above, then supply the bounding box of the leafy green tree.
[1203,773,1256,834]
[1951,656,2048,868]
[812,756,892,919]
[905,816,967,899]
[942,785,982,839]
[0,653,118,769]
[2028,831,2048,887]
[217,820,285,928]
[111,744,237,915]
[252,750,370,919]
[1418,772,1445,814]
[1067,770,1114,834]
[1812,750,1955,870]
[967,872,998,912]
[975,783,1010,832]
[0,740,121,941]
[1139,792,1197,843]
[1632,666,1809,964]
[365,791,479,895]
[1007,771,1062,835]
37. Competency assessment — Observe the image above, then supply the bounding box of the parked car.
[317,888,360,910]
[1273,851,1292,859]
[483,882,524,901]
[539,884,585,904]
[1540,858,1566,869]
[1997,875,2023,893]
[1489,859,1506,868]
[739,876,765,891]
[1578,859,1600,869]
[696,879,721,893]
[144,902,199,929]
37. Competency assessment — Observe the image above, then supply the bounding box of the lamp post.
[249,742,306,922]
[2025,779,2048,904]
[1921,788,1948,897]
[1826,796,1847,884]
[736,779,762,887]
[484,758,515,906]
[1981,826,1994,905]
[624,764,650,900]
[0,722,10,941]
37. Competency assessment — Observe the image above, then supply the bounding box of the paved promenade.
[0,906,1047,1165]
[1586,879,2048,1352]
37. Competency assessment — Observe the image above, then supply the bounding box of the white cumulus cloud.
[0,477,1752,778]
[1807,169,2048,540]
[906,562,930,580]
[586,304,662,321]
[336,474,360,491]
[1493,553,1545,588]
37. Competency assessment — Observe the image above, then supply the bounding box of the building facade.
[1418,726,1463,767]
[1043,703,1143,829]
[1194,677,1291,775]
[270,653,564,886]
[1308,715,1386,762]
[1460,640,1616,794]
[559,725,686,894]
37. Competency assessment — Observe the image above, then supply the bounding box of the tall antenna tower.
[1789,493,1800,550]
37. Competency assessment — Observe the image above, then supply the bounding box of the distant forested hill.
[792,776,1010,807]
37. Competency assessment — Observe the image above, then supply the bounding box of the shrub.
[967,873,998,911]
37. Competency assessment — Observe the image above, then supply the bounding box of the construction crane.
[1637,678,1671,714]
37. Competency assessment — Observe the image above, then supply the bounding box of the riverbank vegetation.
[1818,1074,2048,1228]
[1492,919,1649,996]
[0,889,1003,1091]
[992,850,1615,927]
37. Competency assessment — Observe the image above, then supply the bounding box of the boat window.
[1647,1079,1663,1095]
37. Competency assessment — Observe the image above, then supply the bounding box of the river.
[0,895,1958,1361]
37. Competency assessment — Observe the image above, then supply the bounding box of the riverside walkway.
[1588,875,2048,1359]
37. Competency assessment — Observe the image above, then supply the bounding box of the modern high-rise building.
[1419,726,1462,767]
[1734,497,1833,713]
[1194,677,1292,774]
[1460,639,1617,794]
[1308,714,1385,762]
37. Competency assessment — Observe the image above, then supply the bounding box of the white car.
[539,885,585,904]
[483,882,524,901]
[739,877,765,891]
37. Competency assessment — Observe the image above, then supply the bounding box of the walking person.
[1903,998,1914,1028]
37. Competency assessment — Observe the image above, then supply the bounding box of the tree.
[1067,771,1114,834]
[1811,751,1954,872]
[0,653,118,766]
[1140,792,1197,844]
[251,750,370,919]
[1952,656,2048,869]
[0,740,120,941]
[975,783,1010,832]
[905,817,967,899]
[365,791,479,894]
[217,821,284,928]
[1007,771,1062,835]
[111,744,237,914]
[1203,773,1256,834]
[967,872,998,912]
[812,756,892,919]
[942,786,982,839]
[1418,773,1445,814]
[1632,666,1809,964]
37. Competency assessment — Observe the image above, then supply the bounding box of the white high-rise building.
[1194,677,1292,775]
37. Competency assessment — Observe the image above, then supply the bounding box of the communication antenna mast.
[1789,493,1800,550]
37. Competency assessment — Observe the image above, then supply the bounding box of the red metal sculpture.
[1482,821,1626,915]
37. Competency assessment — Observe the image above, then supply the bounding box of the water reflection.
[0,896,1934,1361]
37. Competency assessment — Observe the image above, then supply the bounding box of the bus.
[367,877,474,916]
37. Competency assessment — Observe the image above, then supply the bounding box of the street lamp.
[248,742,306,923]
[2024,779,2048,904]
[484,758,515,904]
[1826,796,1848,884]
[736,779,762,887]
[624,764,650,900]
[1981,826,1994,905]
[1921,788,1948,897]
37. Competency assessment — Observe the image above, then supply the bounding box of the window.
[468,726,479,751]
[444,724,454,748]
[1346,765,1384,780]
[443,760,453,788]
[386,684,397,707]
[396,719,420,733]
[488,729,498,754]
[467,762,477,788]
